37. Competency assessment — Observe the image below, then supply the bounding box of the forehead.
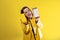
[23,8,29,12]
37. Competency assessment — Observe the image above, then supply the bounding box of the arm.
[35,16,43,29]
[21,21,30,34]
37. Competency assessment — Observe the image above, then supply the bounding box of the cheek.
[29,12,32,16]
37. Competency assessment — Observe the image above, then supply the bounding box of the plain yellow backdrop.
[0,0,60,40]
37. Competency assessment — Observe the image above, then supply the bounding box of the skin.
[23,8,32,19]
[23,8,40,24]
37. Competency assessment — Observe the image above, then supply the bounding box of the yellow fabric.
[21,16,40,40]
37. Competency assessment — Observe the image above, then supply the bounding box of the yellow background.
[0,0,60,40]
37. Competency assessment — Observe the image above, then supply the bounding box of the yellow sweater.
[21,16,40,40]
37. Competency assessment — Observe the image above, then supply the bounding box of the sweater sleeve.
[21,21,30,35]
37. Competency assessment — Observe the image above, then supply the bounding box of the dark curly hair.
[21,6,31,14]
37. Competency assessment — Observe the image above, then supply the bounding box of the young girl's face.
[23,8,32,19]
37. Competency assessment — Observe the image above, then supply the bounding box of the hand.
[24,22,28,25]
[35,16,40,23]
